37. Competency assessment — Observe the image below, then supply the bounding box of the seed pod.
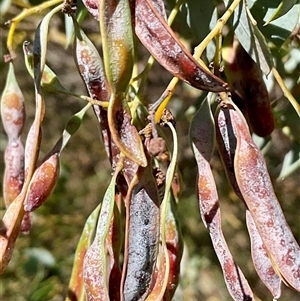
[99,0,134,93]
[223,37,274,137]
[246,210,282,299]
[132,0,228,92]
[24,153,60,212]
[1,63,25,140]
[190,99,254,301]
[107,204,122,301]
[3,139,24,207]
[230,103,300,291]
[84,170,119,301]
[73,21,110,102]
[20,212,32,235]
[215,102,245,203]
[66,204,101,301]
[122,167,160,301]
[164,195,183,299]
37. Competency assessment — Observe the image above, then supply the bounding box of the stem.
[272,67,300,117]
[194,0,242,59]
[6,0,63,56]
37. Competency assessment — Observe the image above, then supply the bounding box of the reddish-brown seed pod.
[1,63,26,140]
[223,38,274,137]
[190,100,254,301]
[3,139,25,207]
[23,153,60,212]
[132,0,228,93]
[230,104,300,292]
[246,210,282,299]
[215,103,246,203]
[164,198,183,299]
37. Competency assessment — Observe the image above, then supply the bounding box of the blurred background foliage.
[0,0,299,300]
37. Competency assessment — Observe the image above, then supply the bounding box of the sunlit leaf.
[264,0,298,25]
[226,0,273,74]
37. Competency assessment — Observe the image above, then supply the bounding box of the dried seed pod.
[108,94,147,167]
[223,37,274,137]
[122,167,160,301]
[190,99,254,301]
[1,63,25,140]
[24,153,60,212]
[230,103,300,291]
[73,21,110,102]
[83,170,119,301]
[133,0,228,92]
[164,195,183,298]
[66,204,101,301]
[3,139,24,207]
[20,212,32,235]
[246,210,282,299]
[107,204,122,301]
[215,103,245,203]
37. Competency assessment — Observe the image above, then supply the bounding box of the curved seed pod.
[108,93,147,167]
[73,20,110,103]
[145,245,167,301]
[132,0,228,92]
[99,0,134,93]
[231,104,300,291]
[23,153,60,212]
[215,102,245,203]
[107,203,122,301]
[1,63,25,139]
[223,37,274,137]
[3,140,24,207]
[246,210,282,299]
[122,166,160,301]
[66,204,101,301]
[1,63,29,234]
[83,169,119,301]
[164,194,183,299]
[190,99,254,301]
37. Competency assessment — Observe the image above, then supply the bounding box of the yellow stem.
[194,0,242,59]
[272,67,300,117]
[6,0,63,55]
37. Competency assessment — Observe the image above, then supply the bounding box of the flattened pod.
[215,103,245,203]
[132,0,228,92]
[246,210,282,299]
[190,100,254,301]
[231,105,300,291]
[223,38,274,137]
[123,168,160,301]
